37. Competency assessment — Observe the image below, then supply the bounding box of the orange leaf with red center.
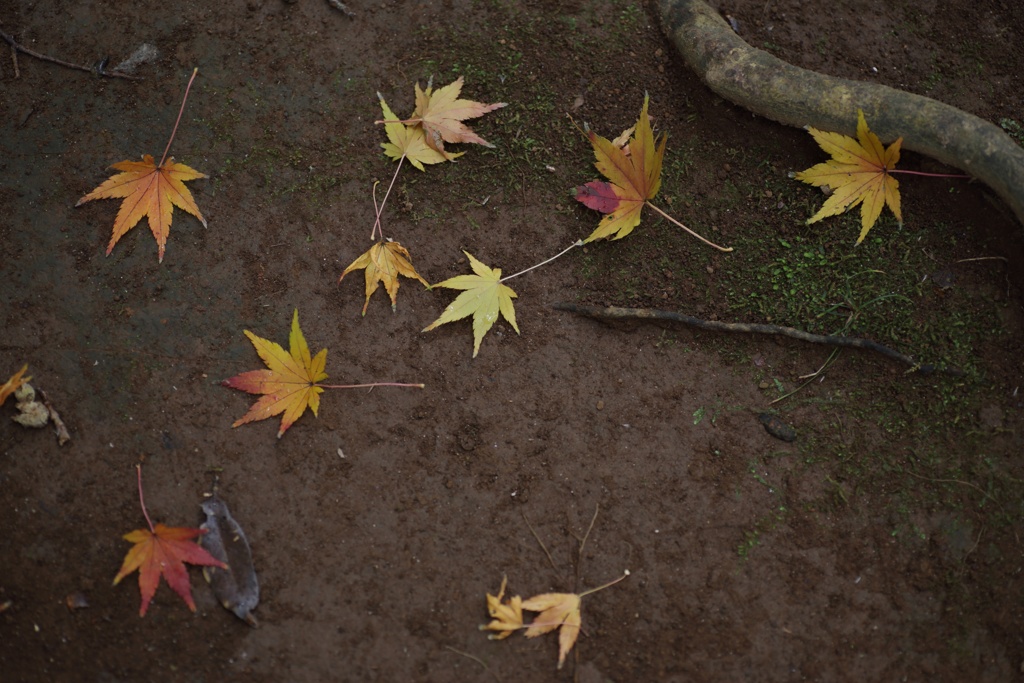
[222,309,328,438]
[575,95,666,242]
[76,154,207,262]
[113,523,226,617]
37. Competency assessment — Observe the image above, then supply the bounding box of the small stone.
[596,400,604,410]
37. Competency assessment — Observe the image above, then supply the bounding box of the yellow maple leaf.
[221,309,328,438]
[379,95,463,170]
[339,240,430,315]
[412,76,506,156]
[794,109,903,244]
[0,365,30,406]
[76,154,207,262]
[422,251,519,358]
[522,592,582,670]
[575,95,666,243]
[479,576,524,640]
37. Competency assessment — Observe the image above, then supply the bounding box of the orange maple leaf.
[411,76,506,156]
[222,309,328,438]
[575,95,666,243]
[0,365,30,406]
[339,240,430,315]
[522,592,581,669]
[113,522,227,617]
[479,576,525,640]
[793,109,903,244]
[76,154,206,263]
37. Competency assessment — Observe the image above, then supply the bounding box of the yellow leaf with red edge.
[113,523,226,617]
[0,365,30,406]
[522,592,582,670]
[379,95,463,170]
[222,309,328,438]
[479,576,524,640]
[412,76,506,156]
[422,251,519,358]
[575,95,666,242]
[339,240,430,315]
[794,109,903,244]
[76,154,206,262]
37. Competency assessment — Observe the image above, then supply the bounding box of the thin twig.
[577,503,600,569]
[645,200,733,252]
[522,511,560,575]
[444,646,502,682]
[0,29,140,81]
[956,256,1009,264]
[10,44,19,78]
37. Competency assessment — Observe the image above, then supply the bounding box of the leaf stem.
[158,67,199,168]
[645,201,733,252]
[136,464,155,533]
[578,569,630,598]
[500,240,583,282]
[318,382,425,390]
[371,154,405,241]
[888,169,971,178]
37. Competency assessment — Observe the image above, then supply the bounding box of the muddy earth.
[2,0,1022,681]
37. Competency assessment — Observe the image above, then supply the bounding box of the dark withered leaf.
[200,492,260,626]
[758,413,797,442]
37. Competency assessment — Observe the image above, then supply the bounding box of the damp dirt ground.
[1,1,1023,681]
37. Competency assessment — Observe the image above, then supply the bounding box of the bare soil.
[2,1,1022,681]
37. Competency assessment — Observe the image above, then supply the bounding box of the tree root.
[656,0,1024,228]
[552,302,963,375]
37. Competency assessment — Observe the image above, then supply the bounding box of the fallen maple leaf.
[411,76,506,156]
[793,109,903,244]
[113,465,226,617]
[222,309,328,438]
[422,251,519,358]
[76,155,207,262]
[75,69,206,262]
[575,94,666,243]
[522,592,581,669]
[480,576,524,640]
[379,94,463,170]
[0,365,30,406]
[339,240,430,315]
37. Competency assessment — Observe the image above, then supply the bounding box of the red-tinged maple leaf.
[76,154,207,263]
[222,309,328,438]
[113,523,227,617]
[575,95,665,243]
[0,365,30,406]
[793,109,903,244]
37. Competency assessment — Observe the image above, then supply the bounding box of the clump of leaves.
[221,309,423,438]
[113,465,226,617]
[76,68,205,262]
[422,251,520,357]
[575,95,731,251]
[480,571,629,669]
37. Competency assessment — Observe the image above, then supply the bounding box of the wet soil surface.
[2,1,1023,681]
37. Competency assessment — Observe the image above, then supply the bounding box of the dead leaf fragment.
[221,309,328,438]
[793,109,903,244]
[480,576,524,640]
[522,592,582,670]
[422,251,519,358]
[339,240,430,315]
[76,154,206,262]
[0,365,30,406]
[412,76,506,155]
[200,491,260,627]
